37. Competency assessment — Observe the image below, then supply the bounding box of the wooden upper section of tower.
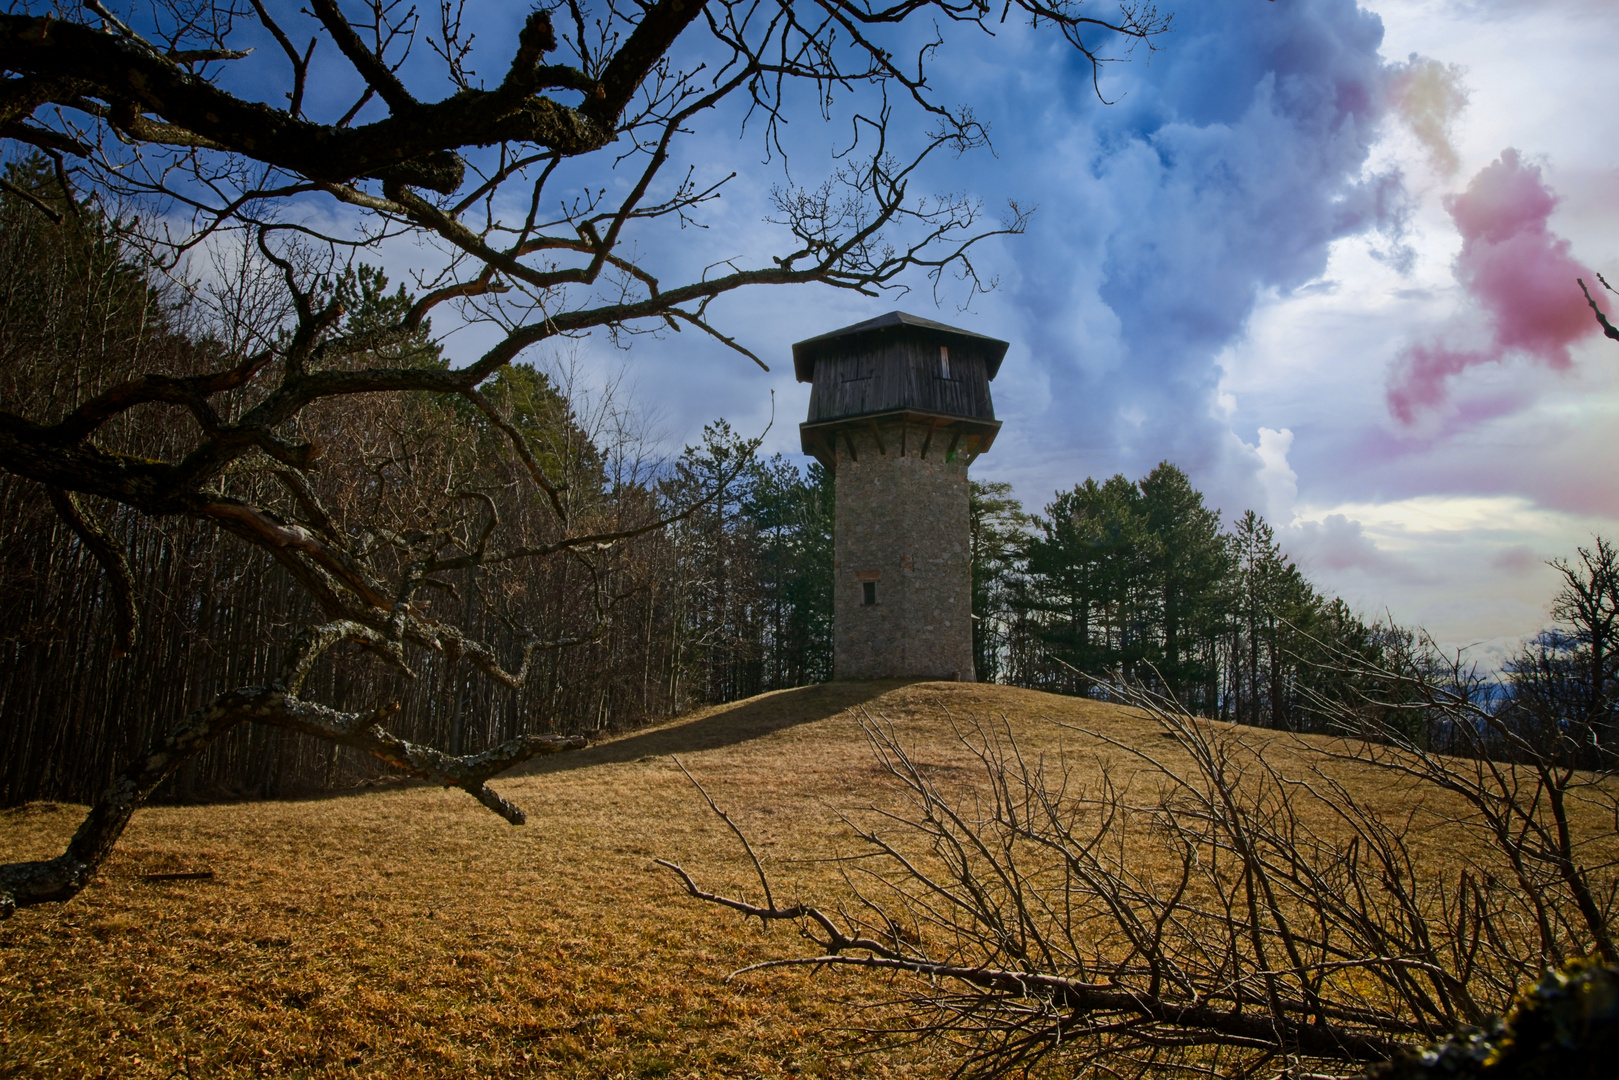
[794,312,1007,470]
[794,312,1007,422]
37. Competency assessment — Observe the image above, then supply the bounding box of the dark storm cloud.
[363,0,1420,524]
[995,0,1404,514]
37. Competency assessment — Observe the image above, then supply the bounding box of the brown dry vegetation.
[1,681,1610,1080]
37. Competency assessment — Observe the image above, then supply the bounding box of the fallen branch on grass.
[662,692,1618,1078]
[0,679,585,919]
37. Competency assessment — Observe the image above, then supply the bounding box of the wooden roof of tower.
[791,311,1010,383]
[795,311,1008,471]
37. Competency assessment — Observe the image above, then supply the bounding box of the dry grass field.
[0,681,1604,1079]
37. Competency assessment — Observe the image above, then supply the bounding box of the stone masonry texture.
[833,420,975,681]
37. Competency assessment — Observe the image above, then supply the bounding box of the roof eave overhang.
[799,409,1002,472]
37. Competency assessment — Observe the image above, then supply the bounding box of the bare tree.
[1544,538,1619,751]
[0,0,1170,916]
[664,674,1617,1078]
[1579,273,1619,343]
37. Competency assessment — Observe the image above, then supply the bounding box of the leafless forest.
[0,177,841,806]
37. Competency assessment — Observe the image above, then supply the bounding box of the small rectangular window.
[939,345,950,379]
[862,581,877,606]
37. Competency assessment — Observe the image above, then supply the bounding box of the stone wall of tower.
[833,421,975,681]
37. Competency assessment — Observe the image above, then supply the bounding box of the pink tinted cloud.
[1387,149,1597,425]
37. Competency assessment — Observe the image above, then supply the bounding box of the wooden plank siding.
[806,334,996,423]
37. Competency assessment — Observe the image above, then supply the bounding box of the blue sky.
[351,0,1618,663]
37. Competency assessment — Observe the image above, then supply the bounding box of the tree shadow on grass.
[125,681,912,807]
[517,680,915,776]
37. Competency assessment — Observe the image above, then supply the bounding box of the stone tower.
[795,312,1007,681]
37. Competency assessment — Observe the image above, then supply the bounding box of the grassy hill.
[0,681,1601,1079]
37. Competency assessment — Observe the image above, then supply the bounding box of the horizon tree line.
[969,464,1386,731]
[4,168,1612,810]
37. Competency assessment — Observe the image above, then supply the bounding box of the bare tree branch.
[0,0,1170,917]
[1580,276,1619,343]
[0,679,585,919]
[44,487,139,658]
[663,689,1617,1077]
